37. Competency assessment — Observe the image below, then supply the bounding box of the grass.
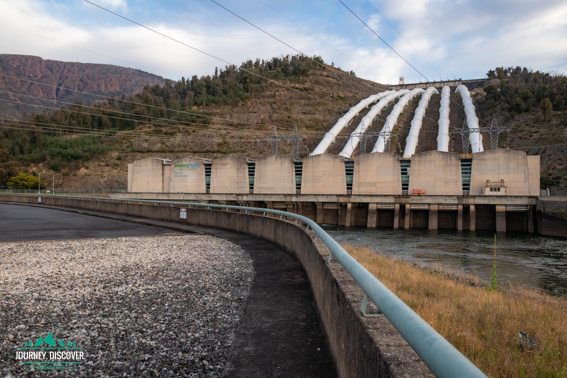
[343,244,567,378]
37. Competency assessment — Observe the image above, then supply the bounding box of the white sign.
[180,208,187,219]
[38,197,41,203]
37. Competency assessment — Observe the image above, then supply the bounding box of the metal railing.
[1,194,487,378]
[0,189,127,195]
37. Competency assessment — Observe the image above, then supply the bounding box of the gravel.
[0,235,254,377]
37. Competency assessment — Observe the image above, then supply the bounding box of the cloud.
[0,0,566,86]
[95,0,127,11]
[362,0,567,82]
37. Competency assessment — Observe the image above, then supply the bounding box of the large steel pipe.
[403,87,439,158]
[371,88,424,153]
[339,90,408,158]
[437,86,451,152]
[456,85,484,153]
[310,91,392,156]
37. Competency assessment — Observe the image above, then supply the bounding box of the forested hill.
[0,54,566,194]
[0,54,166,118]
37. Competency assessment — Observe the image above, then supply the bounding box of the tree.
[0,149,21,187]
[7,172,42,189]
[541,98,553,121]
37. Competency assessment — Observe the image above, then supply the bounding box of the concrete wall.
[527,156,541,196]
[1,195,434,378]
[301,154,347,195]
[388,79,486,91]
[129,158,167,193]
[127,164,133,192]
[254,155,295,194]
[210,156,249,194]
[409,151,462,195]
[353,153,402,195]
[470,150,538,196]
[169,157,206,194]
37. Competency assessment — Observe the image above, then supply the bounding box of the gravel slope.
[0,235,253,377]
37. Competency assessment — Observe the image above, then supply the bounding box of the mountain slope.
[0,54,166,118]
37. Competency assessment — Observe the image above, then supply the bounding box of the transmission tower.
[270,126,279,155]
[354,131,398,155]
[270,125,306,160]
[488,114,508,150]
[452,114,509,153]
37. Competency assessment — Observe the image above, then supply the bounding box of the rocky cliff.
[0,54,166,117]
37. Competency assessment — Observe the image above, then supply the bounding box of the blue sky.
[1,0,566,84]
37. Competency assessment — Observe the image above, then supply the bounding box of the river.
[324,227,567,296]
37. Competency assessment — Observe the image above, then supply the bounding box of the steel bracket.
[361,293,383,317]
[327,251,340,266]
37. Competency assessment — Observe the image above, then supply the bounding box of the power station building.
[126,149,540,233]
[125,84,541,233]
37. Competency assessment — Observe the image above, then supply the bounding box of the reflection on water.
[323,226,567,295]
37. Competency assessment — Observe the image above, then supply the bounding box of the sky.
[1,0,566,85]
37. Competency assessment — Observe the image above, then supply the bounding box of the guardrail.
[0,189,127,194]
[2,194,487,378]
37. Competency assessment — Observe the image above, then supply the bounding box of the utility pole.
[53,174,59,194]
[38,171,44,194]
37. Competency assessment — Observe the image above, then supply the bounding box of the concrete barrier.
[1,194,432,377]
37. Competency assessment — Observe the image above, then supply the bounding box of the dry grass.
[343,244,567,378]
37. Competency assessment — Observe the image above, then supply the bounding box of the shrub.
[7,172,43,189]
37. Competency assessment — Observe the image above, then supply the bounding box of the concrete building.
[128,157,170,193]
[125,149,541,233]
[301,154,347,195]
[254,155,295,194]
[210,156,249,194]
[469,150,540,196]
[353,153,402,195]
[169,157,207,194]
[408,151,462,195]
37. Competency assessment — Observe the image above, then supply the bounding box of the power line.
[0,73,297,130]
[212,0,478,138]
[0,23,179,79]
[365,0,444,78]
[257,0,380,79]
[210,0,379,97]
[0,90,300,135]
[338,0,429,82]
[211,0,304,57]
[83,0,338,106]
[0,89,233,130]
[0,97,219,131]
[0,118,287,142]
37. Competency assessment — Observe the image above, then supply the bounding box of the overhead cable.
[365,0,444,78]
[338,0,429,82]
[84,0,341,106]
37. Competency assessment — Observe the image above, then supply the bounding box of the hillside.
[0,54,166,118]
[0,57,566,194]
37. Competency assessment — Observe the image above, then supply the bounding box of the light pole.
[52,174,59,194]
[38,171,44,194]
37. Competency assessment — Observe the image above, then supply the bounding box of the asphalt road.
[0,203,173,242]
[0,202,338,377]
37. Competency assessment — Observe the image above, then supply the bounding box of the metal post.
[52,174,58,194]
[38,172,44,194]
[271,126,278,155]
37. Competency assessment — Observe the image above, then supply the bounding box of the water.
[323,227,567,296]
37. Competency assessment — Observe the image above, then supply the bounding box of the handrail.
[2,194,487,378]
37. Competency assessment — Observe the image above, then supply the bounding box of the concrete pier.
[111,192,538,233]
[470,205,476,231]
[367,203,377,228]
[496,205,507,233]
[429,205,438,230]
